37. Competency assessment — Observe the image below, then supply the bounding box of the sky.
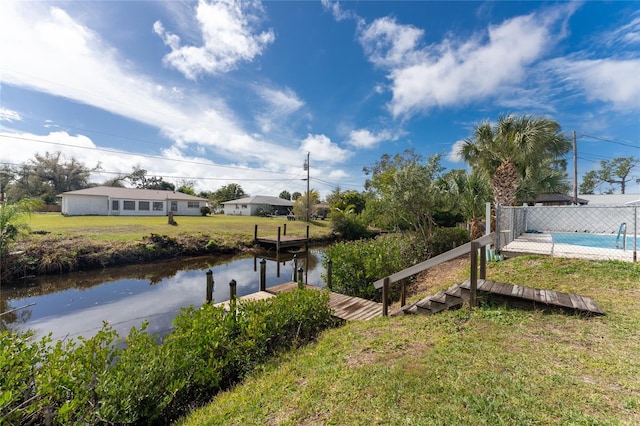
[1,0,639,198]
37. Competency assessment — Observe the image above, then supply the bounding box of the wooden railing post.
[326,258,333,290]
[206,269,214,303]
[480,243,487,280]
[382,277,390,316]
[277,226,281,253]
[259,259,266,292]
[470,241,479,308]
[400,278,406,307]
[283,223,287,236]
[254,224,258,243]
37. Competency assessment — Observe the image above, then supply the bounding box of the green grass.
[182,256,640,425]
[26,213,332,243]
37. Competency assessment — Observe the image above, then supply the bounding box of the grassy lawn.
[182,256,640,425]
[26,213,332,243]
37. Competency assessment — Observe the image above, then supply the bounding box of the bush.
[200,206,212,216]
[323,227,470,300]
[0,289,336,424]
[329,210,372,240]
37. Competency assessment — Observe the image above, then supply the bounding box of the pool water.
[552,232,635,249]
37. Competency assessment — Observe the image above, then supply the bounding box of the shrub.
[0,289,336,424]
[329,209,372,240]
[323,227,470,300]
[200,206,212,216]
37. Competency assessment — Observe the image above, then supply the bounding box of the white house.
[221,195,293,216]
[60,187,209,216]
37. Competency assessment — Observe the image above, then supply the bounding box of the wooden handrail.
[374,233,496,289]
[375,232,497,315]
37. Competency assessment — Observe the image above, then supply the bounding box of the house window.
[242,204,247,208]
[123,201,135,210]
[112,200,119,210]
[153,202,163,211]
[170,201,178,212]
[139,201,150,211]
[187,201,200,208]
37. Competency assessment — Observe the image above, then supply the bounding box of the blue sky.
[1,0,639,198]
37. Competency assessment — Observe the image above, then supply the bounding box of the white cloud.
[0,108,21,122]
[327,169,348,179]
[359,17,424,69]
[255,86,304,133]
[346,128,395,149]
[446,139,467,163]
[553,59,640,110]
[154,0,275,79]
[321,0,361,24]
[300,134,352,163]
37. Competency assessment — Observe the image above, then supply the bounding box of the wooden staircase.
[392,279,604,316]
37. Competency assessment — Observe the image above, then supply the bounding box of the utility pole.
[573,130,578,205]
[304,152,310,222]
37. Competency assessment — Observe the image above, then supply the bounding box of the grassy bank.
[25,213,332,242]
[6,214,333,281]
[182,256,640,425]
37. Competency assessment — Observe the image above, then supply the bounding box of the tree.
[293,189,319,219]
[460,114,571,206]
[126,166,174,191]
[291,191,302,201]
[326,188,366,214]
[0,164,16,204]
[212,184,246,205]
[365,150,445,239]
[176,179,196,196]
[9,152,100,203]
[579,157,640,194]
[278,190,291,200]
[0,199,40,281]
[439,169,491,239]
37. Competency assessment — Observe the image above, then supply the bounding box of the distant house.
[60,186,208,216]
[221,195,293,216]
[526,193,589,206]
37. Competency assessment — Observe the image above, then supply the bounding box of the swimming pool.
[552,232,635,250]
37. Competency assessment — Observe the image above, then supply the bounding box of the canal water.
[0,249,326,340]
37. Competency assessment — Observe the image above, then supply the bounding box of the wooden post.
[229,279,237,300]
[400,278,406,307]
[206,270,214,303]
[259,259,266,292]
[382,277,390,316]
[254,224,258,243]
[326,258,332,290]
[283,223,287,236]
[470,241,479,308]
[480,242,487,280]
[292,254,298,282]
[297,267,304,289]
[277,226,281,253]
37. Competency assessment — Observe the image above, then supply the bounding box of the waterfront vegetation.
[0,289,337,424]
[183,256,640,425]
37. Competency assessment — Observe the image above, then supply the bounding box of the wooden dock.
[254,224,309,252]
[214,291,275,310]
[267,282,383,321]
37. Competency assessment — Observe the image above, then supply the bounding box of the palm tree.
[460,114,571,206]
[439,169,491,240]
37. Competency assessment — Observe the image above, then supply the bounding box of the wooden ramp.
[399,279,604,316]
[268,282,383,321]
[459,279,604,315]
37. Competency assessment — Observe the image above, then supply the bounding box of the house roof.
[578,194,640,206]
[531,193,589,205]
[60,186,208,202]
[221,195,293,207]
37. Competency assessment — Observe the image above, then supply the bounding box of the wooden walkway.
[460,279,604,315]
[268,282,383,321]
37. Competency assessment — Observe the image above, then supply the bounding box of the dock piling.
[297,267,304,289]
[206,270,214,303]
[259,259,266,292]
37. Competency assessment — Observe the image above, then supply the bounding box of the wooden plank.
[481,280,496,292]
[533,288,545,303]
[511,284,521,297]
[546,290,560,305]
[214,291,275,309]
[555,292,574,309]
[569,293,587,311]
[581,296,604,315]
[491,282,512,296]
[522,286,535,301]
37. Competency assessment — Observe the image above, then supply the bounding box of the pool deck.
[502,232,637,262]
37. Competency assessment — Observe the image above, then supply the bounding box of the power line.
[578,133,640,149]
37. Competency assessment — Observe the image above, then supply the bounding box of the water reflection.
[1,249,326,340]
